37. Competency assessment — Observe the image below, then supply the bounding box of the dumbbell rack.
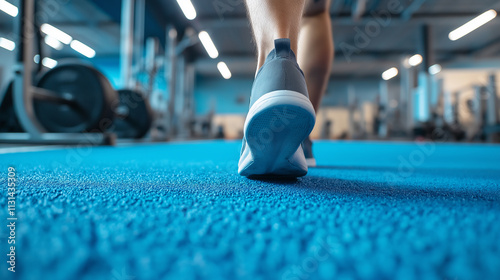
[0,0,115,146]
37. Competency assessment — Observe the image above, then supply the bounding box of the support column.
[414,24,434,125]
[145,37,159,96]
[166,26,178,138]
[120,0,134,89]
[13,0,45,137]
[133,0,145,88]
[347,85,356,139]
[175,54,185,123]
[443,90,454,124]
[400,58,412,133]
[486,74,499,126]
[181,63,195,139]
[378,80,389,138]
[420,25,434,71]
[185,64,195,116]
[430,77,443,116]
[473,85,483,138]
[452,91,461,126]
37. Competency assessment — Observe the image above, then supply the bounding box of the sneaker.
[302,137,316,167]
[238,39,316,177]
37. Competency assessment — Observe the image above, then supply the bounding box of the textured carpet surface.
[0,140,499,280]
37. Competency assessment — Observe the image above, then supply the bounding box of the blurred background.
[0,0,499,144]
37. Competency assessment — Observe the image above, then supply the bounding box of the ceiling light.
[70,40,96,58]
[44,36,63,50]
[408,54,423,66]
[41,24,72,45]
[217,62,232,79]
[428,64,442,75]
[449,9,497,41]
[0,37,15,51]
[382,67,398,80]
[42,57,58,69]
[176,0,196,20]
[198,31,218,59]
[0,0,18,17]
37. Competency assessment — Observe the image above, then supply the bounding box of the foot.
[302,137,316,167]
[238,39,316,177]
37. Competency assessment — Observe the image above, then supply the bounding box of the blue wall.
[194,77,253,114]
[92,56,167,93]
[193,76,391,115]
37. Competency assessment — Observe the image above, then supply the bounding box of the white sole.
[306,158,316,167]
[238,90,315,177]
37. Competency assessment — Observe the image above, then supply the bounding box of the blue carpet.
[1,140,499,280]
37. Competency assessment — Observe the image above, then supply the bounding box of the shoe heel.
[240,90,315,176]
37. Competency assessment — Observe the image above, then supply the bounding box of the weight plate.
[112,89,154,139]
[0,81,23,132]
[34,64,118,133]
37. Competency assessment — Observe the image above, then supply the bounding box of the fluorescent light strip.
[198,31,218,59]
[42,57,58,69]
[0,37,15,51]
[429,64,442,75]
[44,35,63,50]
[176,0,196,20]
[449,9,497,41]
[217,62,232,79]
[41,24,72,45]
[70,40,96,58]
[382,67,398,80]
[408,54,423,66]
[0,0,18,17]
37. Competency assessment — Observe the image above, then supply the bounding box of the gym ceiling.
[1,0,499,79]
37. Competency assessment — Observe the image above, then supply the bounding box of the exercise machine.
[469,74,500,143]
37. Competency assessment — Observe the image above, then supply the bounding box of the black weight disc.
[0,81,23,132]
[34,64,118,133]
[113,89,153,139]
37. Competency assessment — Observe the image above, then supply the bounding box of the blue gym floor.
[1,140,499,280]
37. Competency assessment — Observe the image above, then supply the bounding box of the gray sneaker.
[238,39,316,177]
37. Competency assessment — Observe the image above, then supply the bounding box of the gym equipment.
[119,2,201,142]
[0,0,118,145]
[112,89,154,139]
[484,74,500,143]
[469,85,487,141]
[142,37,168,140]
[34,63,117,133]
[347,85,367,139]
[1,63,117,134]
[0,82,23,132]
[123,25,198,141]
[118,0,169,141]
[469,75,500,143]
[114,36,162,140]
[116,0,163,141]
